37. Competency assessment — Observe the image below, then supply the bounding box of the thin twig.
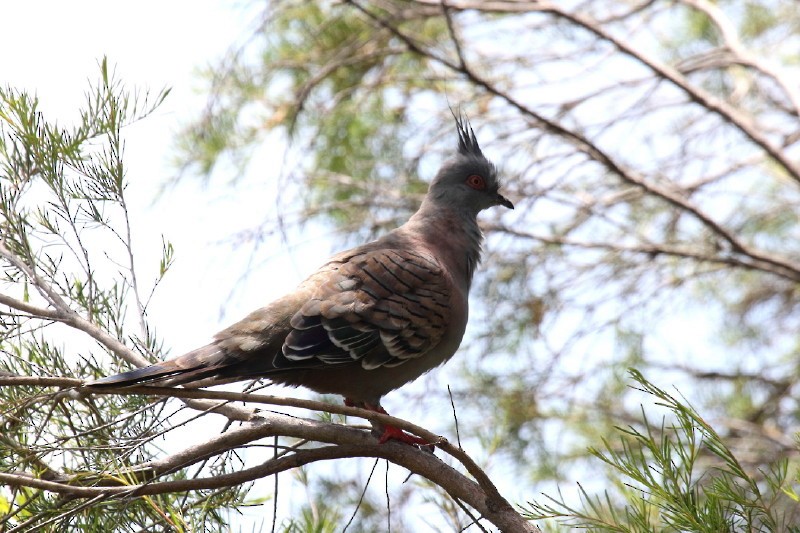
[271,436,278,533]
[7,493,110,533]
[454,496,489,533]
[447,384,462,450]
[343,458,380,532]
[385,459,391,533]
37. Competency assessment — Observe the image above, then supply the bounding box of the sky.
[0,2,331,527]
[2,3,483,529]
[2,2,760,529]
[0,2,319,351]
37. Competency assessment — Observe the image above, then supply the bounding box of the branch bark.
[0,376,539,532]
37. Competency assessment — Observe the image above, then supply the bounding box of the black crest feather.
[452,110,484,159]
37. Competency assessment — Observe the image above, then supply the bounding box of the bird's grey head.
[427,114,514,216]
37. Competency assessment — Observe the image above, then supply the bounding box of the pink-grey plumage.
[88,114,513,444]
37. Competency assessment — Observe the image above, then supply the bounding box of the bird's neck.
[405,201,483,288]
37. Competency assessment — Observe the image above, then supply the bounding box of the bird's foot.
[344,398,434,450]
[377,424,432,448]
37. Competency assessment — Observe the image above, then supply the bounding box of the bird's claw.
[345,398,435,451]
[378,424,435,451]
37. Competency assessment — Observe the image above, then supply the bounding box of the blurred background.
[2,0,799,530]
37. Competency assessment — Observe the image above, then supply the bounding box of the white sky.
[1,2,748,529]
[0,2,318,351]
[1,2,323,528]
[1,4,426,529]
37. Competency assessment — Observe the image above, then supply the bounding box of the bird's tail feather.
[87,345,229,388]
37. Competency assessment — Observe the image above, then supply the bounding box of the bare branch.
[679,0,800,116]
[0,241,150,368]
[346,0,800,282]
[0,375,539,532]
[411,0,800,181]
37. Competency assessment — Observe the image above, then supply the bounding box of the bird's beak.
[496,193,514,209]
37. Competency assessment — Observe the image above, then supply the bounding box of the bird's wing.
[279,248,451,370]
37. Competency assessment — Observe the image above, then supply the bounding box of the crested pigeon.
[89,114,513,445]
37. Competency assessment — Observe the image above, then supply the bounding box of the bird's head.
[427,114,514,216]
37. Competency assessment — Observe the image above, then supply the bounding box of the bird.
[88,113,514,446]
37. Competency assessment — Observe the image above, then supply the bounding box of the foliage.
[172,0,800,528]
[0,65,533,533]
[0,59,249,531]
[3,0,800,530]
[525,370,800,531]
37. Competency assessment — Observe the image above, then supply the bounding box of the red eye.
[466,174,486,190]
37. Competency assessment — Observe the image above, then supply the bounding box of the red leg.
[376,423,431,446]
[364,402,432,448]
[343,398,432,448]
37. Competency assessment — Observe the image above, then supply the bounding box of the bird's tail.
[86,344,232,388]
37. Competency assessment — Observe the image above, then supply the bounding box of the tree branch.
[0,241,150,369]
[412,0,800,180]
[487,223,800,281]
[679,0,800,117]
[0,375,539,532]
[346,0,800,282]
